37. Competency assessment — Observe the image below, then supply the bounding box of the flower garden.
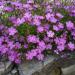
[0,0,75,75]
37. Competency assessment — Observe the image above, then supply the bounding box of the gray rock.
[11,68,18,75]
[0,61,14,75]
[18,56,56,75]
[1,56,75,75]
[18,56,75,75]
[62,65,75,75]
[0,62,5,75]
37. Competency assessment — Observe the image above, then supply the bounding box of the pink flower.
[31,49,37,56]
[32,19,41,26]
[8,51,16,61]
[50,17,57,23]
[27,0,34,4]
[15,18,25,26]
[46,13,53,20]
[37,26,44,33]
[8,41,15,49]
[27,35,39,43]
[58,23,64,29]
[68,42,75,51]
[43,36,50,42]
[56,13,63,18]
[66,21,74,30]
[0,46,8,54]
[23,4,33,10]
[57,45,65,51]
[37,54,44,60]
[44,24,50,31]
[8,51,21,63]
[26,51,34,60]
[54,37,66,45]
[32,15,41,26]
[4,6,13,12]
[8,27,17,36]
[24,44,28,49]
[53,23,64,31]
[11,2,22,9]
[46,44,52,50]
[46,13,57,23]
[9,16,17,24]
[53,25,59,31]
[46,5,52,13]
[15,58,21,64]
[47,31,55,38]
[24,12,32,22]
[8,55,15,62]
[38,41,46,51]
[15,42,21,49]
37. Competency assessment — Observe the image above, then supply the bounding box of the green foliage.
[17,23,36,36]
[32,6,45,15]
[0,13,12,27]
[55,30,64,36]
[17,23,28,36]
[29,26,37,34]
[59,8,69,23]
[59,8,75,23]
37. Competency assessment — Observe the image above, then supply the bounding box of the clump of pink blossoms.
[0,0,75,64]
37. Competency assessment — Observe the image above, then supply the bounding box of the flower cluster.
[0,0,75,64]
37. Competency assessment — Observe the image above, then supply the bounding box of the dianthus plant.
[0,0,75,64]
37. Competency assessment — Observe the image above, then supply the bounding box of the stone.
[32,58,62,75]
[11,68,18,75]
[0,62,5,75]
[62,65,75,75]
[18,56,75,75]
[0,56,75,75]
[0,61,14,75]
[18,56,55,75]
